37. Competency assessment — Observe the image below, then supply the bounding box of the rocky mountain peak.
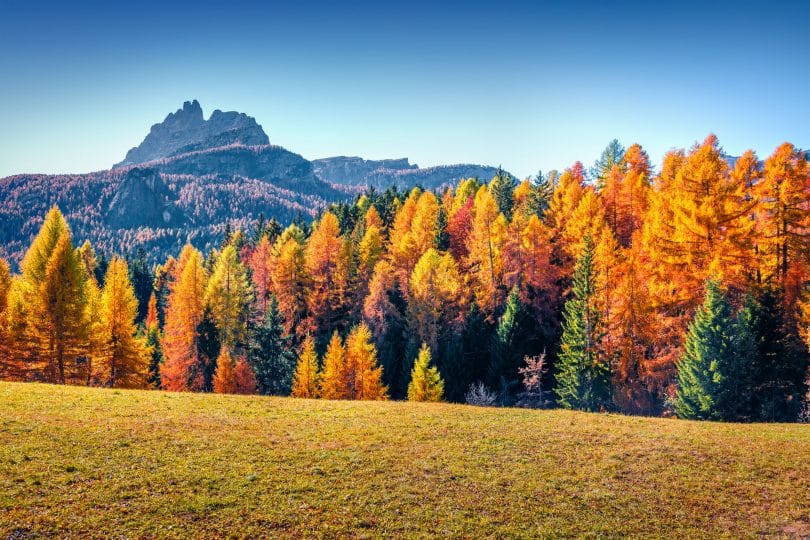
[114,100,269,168]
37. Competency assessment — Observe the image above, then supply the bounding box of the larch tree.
[345,322,388,400]
[248,234,274,316]
[362,260,409,397]
[0,258,12,375]
[97,257,150,388]
[305,211,346,338]
[755,143,809,289]
[554,236,610,411]
[410,191,440,255]
[272,230,309,338]
[465,186,507,318]
[213,347,237,394]
[205,244,252,350]
[408,248,466,350]
[407,343,444,402]
[545,163,586,271]
[30,226,90,384]
[233,356,258,394]
[644,135,756,311]
[291,335,320,398]
[160,244,207,391]
[318,331,350,399]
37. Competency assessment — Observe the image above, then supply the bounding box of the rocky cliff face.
[114,100,269,167]
[312,156,504,190]
[105,167,186,229]
[312,156,416,185]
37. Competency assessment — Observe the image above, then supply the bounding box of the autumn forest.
[1,135,809,422]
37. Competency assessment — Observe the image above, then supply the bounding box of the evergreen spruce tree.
[407,343,445,402]
[674,280,751,421]
[196,306,221,392]
[591,139,626,189]
[525,170,554,218]
[489,169,517,219]
[554,236,610,411]
[128,248,154,324]
[751,287,809,421]
[434,206,450,251]
[145,325,163,388]
[488,287,529,394]
[247,296,296,395]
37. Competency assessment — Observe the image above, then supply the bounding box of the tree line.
[0,134,808,421]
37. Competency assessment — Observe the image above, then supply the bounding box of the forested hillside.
[0,135,808,422]
[0,101,505,268]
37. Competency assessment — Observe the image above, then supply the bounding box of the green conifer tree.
[554,236,609,411]
[489,169,517,219]
[674,280,751,420]
[247,295,296,395]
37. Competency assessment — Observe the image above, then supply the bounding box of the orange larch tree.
[160,244,207,391]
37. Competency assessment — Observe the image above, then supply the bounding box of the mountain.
[115,100,269,167]
[0,100,508,268]
[312,156,503,190]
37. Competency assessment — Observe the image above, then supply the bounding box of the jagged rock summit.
[114,100,269,167]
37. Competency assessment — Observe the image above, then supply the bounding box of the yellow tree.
[291,335,320,398]
[0,258,12,375]
[409,249,466,349]
[465,186,507,318]
[160,244,207,391]
[407,343,444,402]
[271,230,309,338]
[545,163,586,270]
[25,217,90,384]
[2,277,31,378]
[562,188,607,262]
[410,191,440,254]
[305,211,344,336]
[97,257,150,388]
[345,322,388,400]
[318,331,350,399]
[387,188,421,292]
[643,135,756,312]
[205,244,252,349]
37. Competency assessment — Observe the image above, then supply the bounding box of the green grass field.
[0,382,808,539]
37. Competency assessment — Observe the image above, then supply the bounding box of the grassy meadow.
[0,382,808,538]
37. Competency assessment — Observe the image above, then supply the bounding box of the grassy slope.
[0,383,808,539]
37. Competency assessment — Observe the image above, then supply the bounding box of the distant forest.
[1,135,808,422]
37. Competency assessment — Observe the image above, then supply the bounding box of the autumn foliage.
[0,135,808,420]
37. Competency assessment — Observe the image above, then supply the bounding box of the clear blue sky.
[0,0,808,179]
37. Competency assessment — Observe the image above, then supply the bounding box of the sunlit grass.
[0,382,808,538]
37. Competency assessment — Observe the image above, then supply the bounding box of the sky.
[0,0,808,180]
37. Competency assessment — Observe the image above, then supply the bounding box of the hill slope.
[0,383,807,538]
[0,100,509,267]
